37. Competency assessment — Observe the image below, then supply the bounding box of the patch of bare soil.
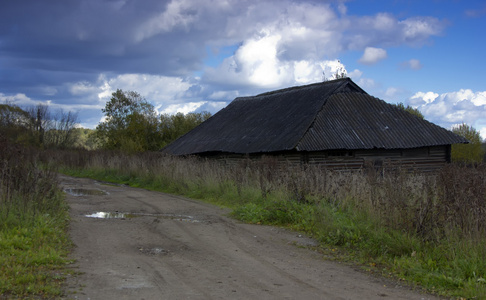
[60,175,440,300]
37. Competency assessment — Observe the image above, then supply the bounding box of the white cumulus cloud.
[410,91,439,105]
[203,37,349,90]
[358,47,388,65]
[96,73,193,108]
[161,102,206,115]
[0,93,34,106]
[408,89,486,139]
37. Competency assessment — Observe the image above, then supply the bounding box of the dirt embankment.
[61,175,440,300]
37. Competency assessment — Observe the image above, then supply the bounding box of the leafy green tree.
[95,89,212,152]
[96,89,160,152]
[159,111,211,147]
[72,128,100,150]
[451,123,484,163]
[394,102,424,119]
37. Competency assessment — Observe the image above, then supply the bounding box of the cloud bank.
[0,0,449,129]
[409,90,486,139]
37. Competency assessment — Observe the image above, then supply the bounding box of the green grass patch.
[0,140,74,298]
[60,167,254,208]
[0,200,73,298]
[232,197,486,298]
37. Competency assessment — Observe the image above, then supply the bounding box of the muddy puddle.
[85,212,201,222]
[138,247,168,255]
[65,188,108,196]
[85,212,136,219]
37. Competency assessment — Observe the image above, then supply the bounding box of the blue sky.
[1,0,485,138]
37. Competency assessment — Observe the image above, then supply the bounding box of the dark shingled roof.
[162,78,468,156]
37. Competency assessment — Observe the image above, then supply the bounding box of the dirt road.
[61,175,439,300]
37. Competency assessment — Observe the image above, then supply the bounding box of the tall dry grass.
[50,149,486,242]
[0,136,63,225]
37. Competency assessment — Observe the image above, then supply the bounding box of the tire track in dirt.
[61,175,442,300]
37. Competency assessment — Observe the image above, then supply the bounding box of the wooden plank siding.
[200,145,450,172]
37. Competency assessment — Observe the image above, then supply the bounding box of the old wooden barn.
[162,78,468,171]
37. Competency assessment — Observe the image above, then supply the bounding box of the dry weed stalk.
[1,136,60,222]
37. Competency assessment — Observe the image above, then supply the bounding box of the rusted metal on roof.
[162,78,467,156]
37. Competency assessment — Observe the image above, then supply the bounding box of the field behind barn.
[51,149,486,299]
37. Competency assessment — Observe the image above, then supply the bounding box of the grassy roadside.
[60,160,486,300]
[0,208,73,298]
[0,140,73,299]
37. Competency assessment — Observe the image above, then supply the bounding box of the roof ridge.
[292,79,352,150]
[232,78,360,103]
[256,78,351,97]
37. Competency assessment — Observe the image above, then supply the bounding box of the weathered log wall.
[199,145,450,172]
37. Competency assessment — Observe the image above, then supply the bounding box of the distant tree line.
[95,89,211,153]
[0,90,210,153]
[393,102,424,119]
[0,102,78,149]
[2,91,484,162]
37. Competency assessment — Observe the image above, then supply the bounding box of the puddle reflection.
[85,212,135,219]
[139,247,167,255]
[65,188,108,196]
[84,211,200,222]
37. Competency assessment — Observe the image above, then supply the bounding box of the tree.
[0,102,30,127]
[1,102,78,148]
[394,102,424,119]
[96,89,160,152]
[25,104,79,149]
[72,128,100,150]
[451,123,484,164]
[0,103,32,143]
[25,104,50,145]
[159,111,211,147]
[95,89,213,152]
[43,109,79,149]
